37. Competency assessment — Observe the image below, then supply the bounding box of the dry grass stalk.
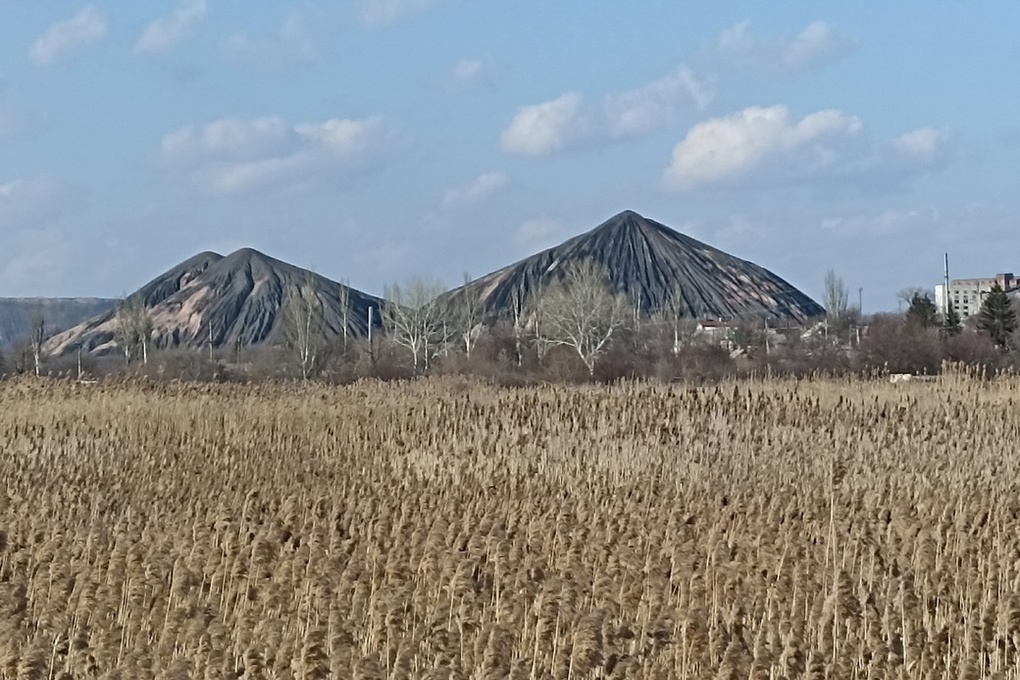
[0,375,1019,677]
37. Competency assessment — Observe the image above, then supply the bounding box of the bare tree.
[115,294,153,365]
[824,270,849,320]
[509,283,530,367]
[383,278,449,373]
[337,279,351,351]
[137,302,153,365]
[283,274,326,380]
[29,306,46,377]
[534,260,630,377]
[658,283,698,354]
[366,305,379,367]
[823,269,850,338]
[897,287,930,310]
[529,279,553,362]
[451,273,484,359]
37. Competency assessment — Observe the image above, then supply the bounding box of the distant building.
[934,273,1019,320]
[695,319,732,344]
[693,319,792,353]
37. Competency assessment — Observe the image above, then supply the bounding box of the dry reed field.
[2,373,1020,679]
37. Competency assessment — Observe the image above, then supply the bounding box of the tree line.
[282,260,633,380]
[3,262,1019,382]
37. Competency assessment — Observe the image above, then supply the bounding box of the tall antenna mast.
[943,252,951,315]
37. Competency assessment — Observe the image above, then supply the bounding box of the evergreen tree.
[905,293,938,328]
[976,283,1017,348]
[941,304,962,338]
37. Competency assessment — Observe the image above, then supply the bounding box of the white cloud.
[135,0,208,55]
[514,217,564,252]
[30,5,108,66]
[161,116,292,164]
[448,58,489,90]
[605,67,713,137]
[295,118,384,153]
[719,20,858,75]
[441,172,508,210]
[279,13,319,61]
[501,66,708,155]
[360,0,441,27]
[452,58,484,82]
[664,105,862,189]
[893,127,951,162]
[161,115,388,194]
[0,177,65,227]
[501,93,583,156]
[222,12,320,69]
[664,106,952,192]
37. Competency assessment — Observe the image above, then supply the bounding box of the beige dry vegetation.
[2,372,1020,678]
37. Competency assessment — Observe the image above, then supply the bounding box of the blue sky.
[1,2,1018,311]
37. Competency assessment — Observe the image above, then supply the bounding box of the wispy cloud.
[160,115,389,194]
[0,178,62,226]
[502,66,711,156]
[663,105,950,192]
[820,206,940,238]
[222,12,321,70]
[0,177,76,295]
[135,0,209,55]
[718,20,858,75]
[441,172,508,210]
[447,57,492,91]
[604,67,713,138]
[2,230,71,295]
[514,216,564,253]
[501,93,583,156]
[712,214,773,246]
[893,127,951,163]
[30,5,108,66]
[360,0,442,28]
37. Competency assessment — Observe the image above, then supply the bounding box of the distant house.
[935,272,1019,320]
[800,320,827,340]
[692,318,801,353]
[695,319,733,346]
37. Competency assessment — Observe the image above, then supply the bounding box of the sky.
[1,2,1019,311]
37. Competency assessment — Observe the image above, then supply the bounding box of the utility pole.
[858,287,863,313]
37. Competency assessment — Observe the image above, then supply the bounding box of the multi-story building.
[934,273,1019,320]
